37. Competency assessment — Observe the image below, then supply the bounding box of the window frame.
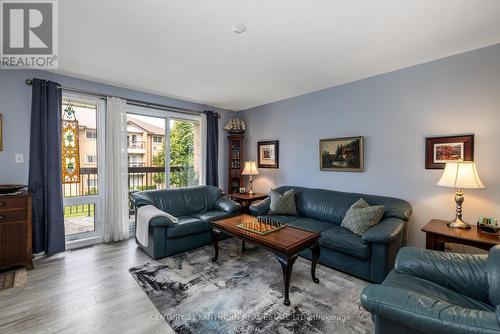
[62,93,106,248]
[85,154,97,164]
[126,104,203,190]
[85,129,97,140]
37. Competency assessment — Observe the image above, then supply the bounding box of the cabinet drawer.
[0,197,26,210]
[0,209,26,223]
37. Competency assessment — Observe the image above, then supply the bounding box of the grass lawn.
[64,204,95,218]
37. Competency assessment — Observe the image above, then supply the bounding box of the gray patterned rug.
[129,239,373,334]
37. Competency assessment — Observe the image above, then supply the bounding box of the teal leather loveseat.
[131,186,241,259]
[249,186,412,283]
[361,246,500,334]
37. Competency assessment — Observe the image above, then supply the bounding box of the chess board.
[236,218,286,235]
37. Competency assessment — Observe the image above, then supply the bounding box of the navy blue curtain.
[204,111,219,186]
[28,79,65,255]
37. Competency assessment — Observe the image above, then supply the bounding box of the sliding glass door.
[126,106,202,229]
[61,94,105,245]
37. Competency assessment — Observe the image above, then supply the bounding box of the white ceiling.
[57,0,500,111]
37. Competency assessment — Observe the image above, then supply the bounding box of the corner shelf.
[227,134,244,194]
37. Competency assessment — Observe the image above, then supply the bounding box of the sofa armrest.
[361,285,500,334]
[148,216,176,227]
[131,192,155,208]
[361,217,404,243]
[395,247,490,303]
[214,196,241,214]
[249,197,271,216]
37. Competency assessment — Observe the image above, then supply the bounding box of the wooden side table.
[422,219,500,252]
[229,193,267,213]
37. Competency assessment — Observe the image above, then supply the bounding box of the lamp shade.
[242,161,259,175]
[437,161,485,189]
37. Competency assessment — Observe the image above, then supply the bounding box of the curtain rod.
[24,79,219,118]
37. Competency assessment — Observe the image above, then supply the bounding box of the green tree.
[152,121,196,187]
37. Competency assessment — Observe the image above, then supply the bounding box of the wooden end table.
[228,193,267,212]
[211,214,320,306]
[422,219,500,252]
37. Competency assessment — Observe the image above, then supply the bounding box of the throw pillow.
[268,189,298,215]
[341,198,384,235]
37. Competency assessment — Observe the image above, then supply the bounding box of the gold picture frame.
[320,136,364,172]
[0,113,3,151]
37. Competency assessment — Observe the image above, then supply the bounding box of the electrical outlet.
[15,153,24,163]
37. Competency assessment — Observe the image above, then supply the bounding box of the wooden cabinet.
[227,135,244,195]
[0,193,33,270]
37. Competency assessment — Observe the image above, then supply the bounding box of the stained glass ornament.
[61,100,80,184]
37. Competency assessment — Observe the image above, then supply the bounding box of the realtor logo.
[1,0,58,69]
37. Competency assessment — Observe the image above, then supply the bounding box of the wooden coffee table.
[211,214,321,306]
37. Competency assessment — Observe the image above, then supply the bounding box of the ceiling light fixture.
[232,24,247,34]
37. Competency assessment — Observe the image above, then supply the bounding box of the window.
[86,130,97,139]
[153,136,163,143]
[85,155,97,164]
[169,119,201,188]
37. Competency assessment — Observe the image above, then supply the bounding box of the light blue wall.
[0,69,231,191]
[241,43,500,248]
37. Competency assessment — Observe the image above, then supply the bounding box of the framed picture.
[320,136,364,172]
[0,113,3,151]
[425,135,474,169]
[257,140,279,168]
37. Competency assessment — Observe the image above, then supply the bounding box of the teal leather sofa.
[131,186,241,259]
[361,246,500,334]
[249,186,412,283]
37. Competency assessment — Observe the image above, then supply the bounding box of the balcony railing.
[62,166,194,216]
[128,140,145,150]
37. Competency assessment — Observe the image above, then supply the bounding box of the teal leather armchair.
[249,186,412,283]
[131,185,241,259]
[361,246,500,334]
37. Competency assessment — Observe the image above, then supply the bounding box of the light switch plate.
[15,153,24,163]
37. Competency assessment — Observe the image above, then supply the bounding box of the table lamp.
[437,160,485,229]
[242,161,259,195]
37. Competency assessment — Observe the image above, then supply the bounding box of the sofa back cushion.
[488,245,500,306]
[274,186,412,224]
[132,185,223,217]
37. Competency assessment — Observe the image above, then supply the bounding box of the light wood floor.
[0,239,175,334]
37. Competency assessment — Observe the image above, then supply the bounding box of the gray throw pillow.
[269,189,298,215]
[341,198,384,235]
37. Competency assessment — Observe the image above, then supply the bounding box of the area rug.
[0,268,27,291]
[129,240,373,334]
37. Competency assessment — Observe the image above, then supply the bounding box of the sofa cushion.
[383,270,494,312]
[320,225,370,259]
[341,198,384,235]
[191,210,232,222]
[269,189,298,215]
[166,216,210,238]
[286,218,333,233]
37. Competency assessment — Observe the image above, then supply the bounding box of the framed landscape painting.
[320,136,364,172]
[425,135,474,169]
[257,140,279,168]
